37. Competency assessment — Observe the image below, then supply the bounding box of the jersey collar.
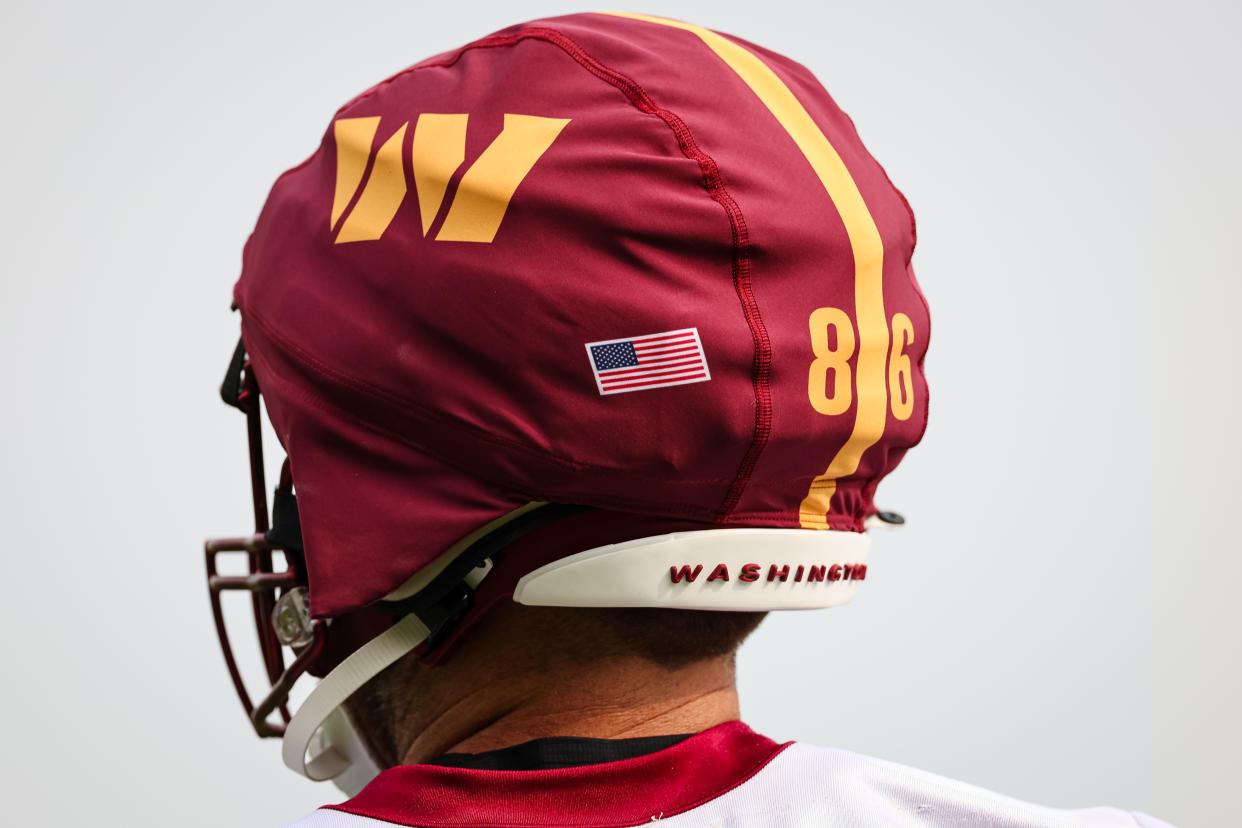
[328,720,787,827]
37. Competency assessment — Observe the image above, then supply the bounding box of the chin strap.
[279,504,572,790]
[282,614,431,783]
[280,516,885,791]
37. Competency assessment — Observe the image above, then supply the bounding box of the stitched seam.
[252,26,776,514]
[439,27,773,522]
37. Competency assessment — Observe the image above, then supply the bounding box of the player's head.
[205,12,928,795]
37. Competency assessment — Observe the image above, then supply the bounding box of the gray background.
[2,1,1237,825]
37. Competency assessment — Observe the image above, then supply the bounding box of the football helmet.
[205,12,928,794]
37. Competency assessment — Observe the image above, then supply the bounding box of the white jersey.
[285,722,1172,827]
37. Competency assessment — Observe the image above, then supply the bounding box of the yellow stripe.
[330,117,380,230]
[412,113,469,236]
[604,12,890,529]
[336,123,409,244]
[437,114,571,243]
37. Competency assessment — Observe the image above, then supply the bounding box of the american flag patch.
[585,328,711,395]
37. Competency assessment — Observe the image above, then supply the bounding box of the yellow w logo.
[329,113,570,245]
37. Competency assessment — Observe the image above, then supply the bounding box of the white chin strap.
[282,614,430,793]
[283,527,871,792]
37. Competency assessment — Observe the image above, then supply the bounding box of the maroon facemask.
[205,339,327,739]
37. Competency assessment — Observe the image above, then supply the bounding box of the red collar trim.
[327,721,788,827]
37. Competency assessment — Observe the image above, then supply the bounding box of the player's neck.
[399,654,741,765]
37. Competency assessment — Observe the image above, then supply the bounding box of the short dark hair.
[568,607,767,668]
[346,605,766,766]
